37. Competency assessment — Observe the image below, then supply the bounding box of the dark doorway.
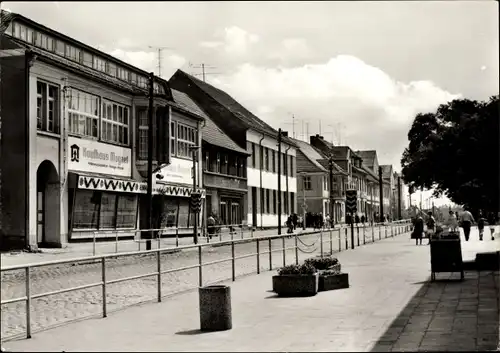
[36,160,59,247]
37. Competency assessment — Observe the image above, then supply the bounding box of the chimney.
[281,131,288,137]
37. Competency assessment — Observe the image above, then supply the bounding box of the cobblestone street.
[3,227,498,352]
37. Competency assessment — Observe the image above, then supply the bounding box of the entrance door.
[37,191,44,244]
[231,202,240,226]
[251,187,257,227]
[220,201,228,225]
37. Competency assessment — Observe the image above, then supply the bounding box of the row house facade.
[292,138,347,223]
[200,109,250,227]
[169,70,297,228]
[380,165,394,220]
[0,11,204,250]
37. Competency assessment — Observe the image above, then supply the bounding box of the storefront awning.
[70,172,205,198]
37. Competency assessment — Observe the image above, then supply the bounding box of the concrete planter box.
[318,272,349,291]
[272,273,319,297]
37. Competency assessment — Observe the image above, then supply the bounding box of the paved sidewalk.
[3,231,498,352]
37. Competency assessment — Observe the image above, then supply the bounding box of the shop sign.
[68,137,131,177]
[156,157,196,186]
[77,175,205,198]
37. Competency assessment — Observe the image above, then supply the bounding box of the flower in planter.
[277,263,317,275]
[321,268,342,276]
[304,256,340,270]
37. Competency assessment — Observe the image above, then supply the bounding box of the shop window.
[177,199,190,229]
[72,190,100,230]
[116,195,138,228]
[99,193,117,229]
[71,190,138,231]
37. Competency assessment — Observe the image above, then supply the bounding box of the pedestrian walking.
[426,211,436,244]
[292,213,298,230]
[207,214,216,240]
[460,208,475,241]
[413,214,424,245]
[477,210,486,241]
[487,212,497,240]
[361,215,366,225]
[446,210,459,233]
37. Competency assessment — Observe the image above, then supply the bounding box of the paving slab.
[2,230,499,352]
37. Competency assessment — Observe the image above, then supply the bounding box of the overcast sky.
[3,1,498,206]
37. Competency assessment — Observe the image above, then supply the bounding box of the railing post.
[93,232,97,256]
[138,230,141,251]
[176,227,179,247]
[101,258,107,318]
[329,228,333,255]
[282,236,286,267]
[25,267,31,339]
[115,231,119,253]
[363,225,366,245]
[338,229,341,251]
[157,250,162,302]
[357,225,360,246]
[198,246,203,287]
[251,226,254,238]
[372,225,375,243]
[241,224,244,240]
[320,229,324,258]
[379,225,382,240]
[219,226,222,242]
[231,241,236,281]
[345,227,348,249]
[385,225,388,238]
[295,233,299,264]
[269,238,272,270]
[157,229,161,249]
[257,239,261,274]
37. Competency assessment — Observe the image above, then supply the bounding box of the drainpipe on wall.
[25,50,36,251]
[258,134,265,229]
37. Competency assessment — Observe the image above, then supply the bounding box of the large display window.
[70,189,138,231]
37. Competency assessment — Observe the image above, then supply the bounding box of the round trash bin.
[199,285,232,331]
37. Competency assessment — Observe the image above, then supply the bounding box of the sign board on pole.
[346,189,358,215]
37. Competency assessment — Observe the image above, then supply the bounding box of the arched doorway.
[36,160,59,246]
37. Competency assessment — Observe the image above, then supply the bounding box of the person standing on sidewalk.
[426,211,436,244]
[487,212,497,240]
[477,210,486,241]
[460,208,475,241]
[413,214,424,245]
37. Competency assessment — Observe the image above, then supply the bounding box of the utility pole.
[378,166,384,222]
[146,72,155,251]
[277,129,282,235]
[397,176,402,220]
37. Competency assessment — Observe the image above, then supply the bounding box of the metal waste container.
[199,285,232,331]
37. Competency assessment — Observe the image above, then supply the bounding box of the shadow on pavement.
[175,329,213,336]
[370,271,499,352]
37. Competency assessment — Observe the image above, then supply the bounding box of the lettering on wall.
[68,137,132,177]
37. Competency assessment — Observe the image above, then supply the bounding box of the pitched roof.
[356,150,377,168]
[291,138,347,175]
[380,165,393,178]
[170,89,247,154]
[172,70,297,147]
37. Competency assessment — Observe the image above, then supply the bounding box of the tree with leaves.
[401,95,499,216]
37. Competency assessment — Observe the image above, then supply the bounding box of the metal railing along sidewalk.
[1,221,412,342]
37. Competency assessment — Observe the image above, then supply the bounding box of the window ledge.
[37,130,61,139]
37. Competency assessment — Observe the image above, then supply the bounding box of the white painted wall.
[247,168,297,192]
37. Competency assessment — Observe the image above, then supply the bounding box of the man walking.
[477,210,486,241]
[460,208,475,241]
